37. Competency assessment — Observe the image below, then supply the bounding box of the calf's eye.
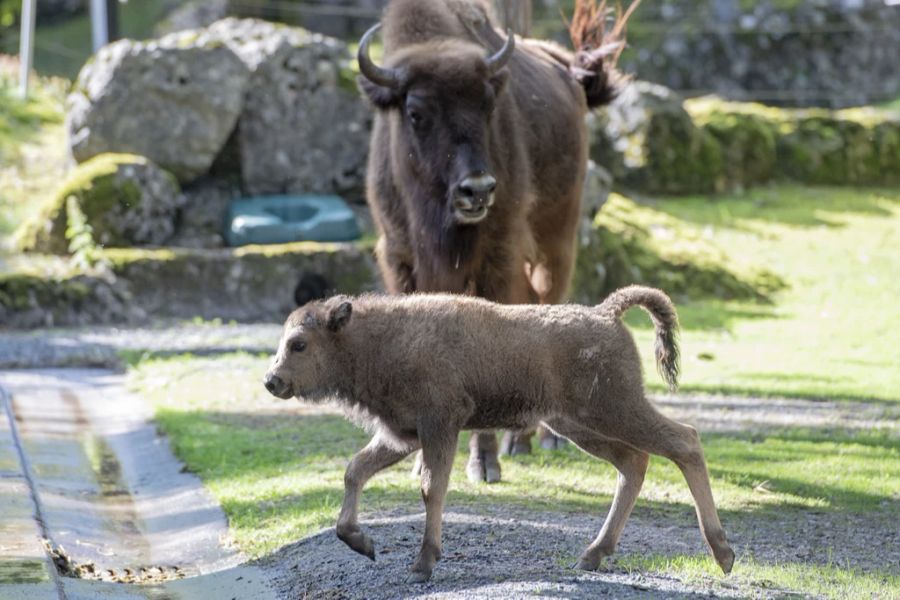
[290,341,307,353]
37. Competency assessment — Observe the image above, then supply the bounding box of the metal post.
[106,0,119,43]
[18,0,37,98]
[90,0,109,51]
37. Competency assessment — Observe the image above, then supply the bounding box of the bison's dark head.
[357,24,515,226]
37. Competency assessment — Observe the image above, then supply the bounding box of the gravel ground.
[259,503,898,599]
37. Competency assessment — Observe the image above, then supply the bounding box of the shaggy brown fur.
[264,286,735,583]
[358,0,637,481]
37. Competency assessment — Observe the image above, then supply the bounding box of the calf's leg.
[337,433,418,559]
[587,404,735,574]
[409,423,459,583]
[544,419,649,570]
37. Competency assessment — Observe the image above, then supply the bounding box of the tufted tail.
[567,0,642,108]
[599,285,680,391]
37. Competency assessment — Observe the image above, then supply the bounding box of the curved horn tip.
[486,28,516,75]
[357,22,400,88]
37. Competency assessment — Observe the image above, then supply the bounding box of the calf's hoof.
[575,545,613,571]
[715,546,736,574]
[336,527,376,561]
[406,569,432,584]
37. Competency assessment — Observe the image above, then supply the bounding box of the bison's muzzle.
[453,173,496,224]
[263,372,293,399]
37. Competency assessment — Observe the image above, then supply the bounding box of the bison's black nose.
[453,174,496,224]
[457,174,496,201]
[264,373,290,398]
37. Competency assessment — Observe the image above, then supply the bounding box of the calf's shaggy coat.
[264,286,735,582]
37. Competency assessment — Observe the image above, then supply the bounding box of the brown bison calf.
[264,286,735,582]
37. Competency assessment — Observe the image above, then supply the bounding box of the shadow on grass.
[649,186,900,231]
[155,410,897,521]
[624,299,781,333]
[667,382,900,406]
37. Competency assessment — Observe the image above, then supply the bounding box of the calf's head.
[358,25,514,225]
[264,298,353,401]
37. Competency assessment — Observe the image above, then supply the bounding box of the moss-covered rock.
[639,110,725,194]
[13,153,183,254]
[571,193,785,304]
[693,111,778,188]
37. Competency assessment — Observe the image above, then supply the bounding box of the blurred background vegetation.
[1,0,897,108]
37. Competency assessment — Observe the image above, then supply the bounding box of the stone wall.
[1,242,377,328]
[591,81,900,195]
[535,0,900,108]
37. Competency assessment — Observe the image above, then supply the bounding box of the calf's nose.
[264,373,286,396]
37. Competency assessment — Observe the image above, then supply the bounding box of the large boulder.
[14,154,183,254]
[68,18,372,202]
[591,81,724,194]
[67,30,251,182]
[207,18,371,199]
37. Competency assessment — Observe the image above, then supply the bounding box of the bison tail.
[567,0,642,108]
[599,285,680,391]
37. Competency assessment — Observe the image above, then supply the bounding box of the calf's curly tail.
[568,0,642,108]
[599,285,680,391]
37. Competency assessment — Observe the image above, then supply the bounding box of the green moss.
[13,153,156,254]
[684,97,899,189]
[571,193,785,303]
[0,272,91,311]
[699,112,777,187]
[636,108,725,194]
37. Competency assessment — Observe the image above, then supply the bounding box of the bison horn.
[485,29,515,75]
[357,23,401,89]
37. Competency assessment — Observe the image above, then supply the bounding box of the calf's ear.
[358,76,401,109]
[327,301,353,332]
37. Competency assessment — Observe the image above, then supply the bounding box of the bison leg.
[499,429,533,455]
[409,420,459,583]
[544,419,648,570]
[466,430,501,483]
[337,433,418,560]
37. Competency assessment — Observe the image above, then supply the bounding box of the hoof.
[484,465,501,483]
[466,458,486,484]
[337,528,375,561]
[575,556,601,571]
[406,570,432,584]
[716,547,736,574]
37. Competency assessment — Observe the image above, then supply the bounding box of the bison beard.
[357,0,638,483]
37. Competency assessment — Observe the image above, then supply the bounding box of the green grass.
[617,554,899,600]
[130,353,898,549]
[0,0,174,79]
[623,185,900,403]
[0,70,67,239]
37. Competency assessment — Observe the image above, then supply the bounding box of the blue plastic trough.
[225,195,361,246]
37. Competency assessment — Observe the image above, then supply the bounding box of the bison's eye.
[406,107,425,129]
[290,340,307,353]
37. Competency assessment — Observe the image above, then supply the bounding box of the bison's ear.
[327,301,353,332]
[358,76,401,109]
